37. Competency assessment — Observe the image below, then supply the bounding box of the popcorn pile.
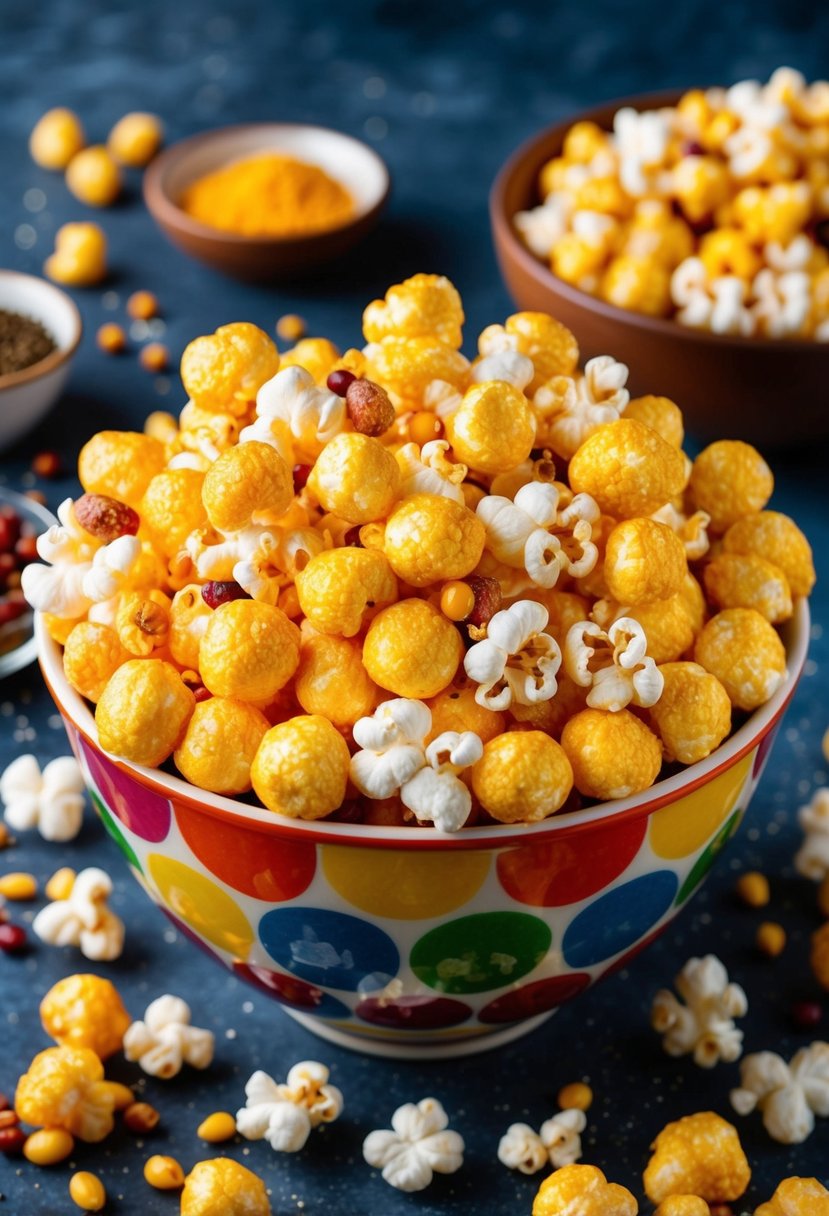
[23,276,815,829]
[516,68,829,339]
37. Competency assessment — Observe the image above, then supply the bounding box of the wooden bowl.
[490,91,829,448]
[144,123,390,282]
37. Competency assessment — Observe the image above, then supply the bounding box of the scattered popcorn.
[532,1164,637,1216]
[643,1111,751,1205]
[363,1097,463,1192]
[236,1062,343,1152]
[180,1158,271,1216]
[533,355,629,459]
[731,1042,829,1143]
[0,753,85,842]
[123,995,214,1078]
[795,788,829,880]
[32,866,124,961]
[40,973,130,1060]
[15,1045,115,1142]
[497,1123,548,1175]
[651,955,748,1067]
[755,1176,829,1215]
[539,1108,587,1167]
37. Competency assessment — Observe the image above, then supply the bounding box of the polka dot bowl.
[37,603,809,1059]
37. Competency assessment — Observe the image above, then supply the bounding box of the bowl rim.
[36,599,810,850]
[489,87,829,354]
[143,121,391,248]
[0,270,83,391]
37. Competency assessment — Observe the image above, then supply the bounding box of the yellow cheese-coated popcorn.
[654,1198,709,1216]
[533,1164,638,1216]
[425,685,505,744]
[561,707,662,800]
[471,730,573,823]
[107,111,163,166]
[15,1046,115,1143]
[40,974,130,1061]
[569,418,686,519]
[551,233,609,286]
[43,613,78,645]
[732,183,813,245]
[78,431,165,506]
[647,661,732,764]
[202,440,293,532]
[279,337,340,383]
[296,548,397,637]
[615,593,697,665]
[703,552,793,623]
[308,432,400,524]
[673,155,732,223]
[363,273,464,348]
[604,518,687,606]
[115,590,170,657]
[174,698,269,794]
[755,1177,829,1216]
[680,571,707,634]
[383,494,485,586]
[623,205,694,269]
[199,600,300,703]
[447,381,536,475]
[563,121,610,163]
[363,335,469,409]
[45,221,107,287]
[96,659,195,766]
[689,440,774,533]
[600,255,672,317]
[169,584,213,671]
[251,714,350,820]
[624,395,684,448]
[180,1158,271,1216]
[30,107,85,169]
[698,228,761,280]
[63,621,131,703]
[480,312,579,392]
[643,1111,751,1204]
[181,322,279,415]
[139,468,209,558]
[294,631,379,726]
[65,145,122,207]
[573,175,632,218]
[723,510,816,597]
[694,607,787,711]
[363,598,463,699]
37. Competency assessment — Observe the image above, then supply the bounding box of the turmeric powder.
[179,152,354,238]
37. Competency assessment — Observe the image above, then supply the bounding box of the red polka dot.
[175,802,316,901]
[232,962,349,1018]
[596,923,669,980]
[478,972,591,1023]
[80,737,171,842]
[496,815,647,907]
[356,995,472,1030]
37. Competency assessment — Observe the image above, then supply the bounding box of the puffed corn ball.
[694,607,787,711]
[180,1158,271,1216]
[426,685,505,744]
[562,707,663,800]
[107,111,163,166]
[624,395,684,448]
[63,621,131,702]
[202,440,293,531]
[30,107,85,169]
[755,1177,829,1215]
[252,714,350,819]
[15,1046,115,1142]
[689,440,774,533]
[647,662,732,764]
[296,548,397,638]
[308,432,400,523]
[40,974,130,1060]
[363,598,464,699]
[294,631,379,726]
[363,335,469,409]
[723,510,816,597]
[448,381,536,475]
[78,430,166,506]
[643,1111,751,1204]
[481,311,579,391]
[199,600,300,704]
[174,698,270,794]
[604,517,687,605]
[45,221,107,287]
[96,659,195,766]
[532,1164,637,1216]
[140,468,209,557]
[472,730,573,823]
[619,592,697,665]
[65,145,122,207]
[363,273,465,348]
[280,336,340,383]
[569,418,686,518]
[654,1198,710,1216]
[181,322,279,414]
[703,552,792,623]
[383,494,486,586]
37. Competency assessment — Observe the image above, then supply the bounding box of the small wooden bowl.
[490,91,829,448]
[144,123,390,281]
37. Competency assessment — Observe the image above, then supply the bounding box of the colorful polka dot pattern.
[70,722,761,1046]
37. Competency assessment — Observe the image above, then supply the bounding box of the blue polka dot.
[258,906,399,992]
[562,872,678,968]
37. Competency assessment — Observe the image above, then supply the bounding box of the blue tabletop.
[2,2,829,1212]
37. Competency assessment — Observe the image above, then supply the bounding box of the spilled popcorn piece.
[643,1111,751,1205]
[498,1109,587,1174]
[730,1042,829,1144]
[464,599,561,711]
[123,994,214,1078]
[497,1123,548,1174]
[754,1176,829,1215]
[33,866,124,960]
[0,753,86,842]
[532,1163,638,1216]
[651,954,748,1068]
[795,788,829,880]
[236,1061,343,1153]
[15,1044,116,1143]
[363,1097,463,1192]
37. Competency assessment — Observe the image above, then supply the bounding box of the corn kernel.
[44,868,76,902]
[124,1102,160,1134]
[30,108,85,170]
[440,580,476,621]
[735,871,770,908]
[69,1171,106,1211]
[408,411,444,446]
[127,290,159,320]
[66,145,121,207]
[0,872,37,901]
[276,313,306,343]
[139,342,169,374]
[144,1154,185,1189]
[23,1127,75,1166]
[108,113,163,167]
[96,322,126,354]
[558,1081,593,1112]
[757,921,786,957]
[196,1111,236,1142]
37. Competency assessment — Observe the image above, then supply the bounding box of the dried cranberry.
[342,527,363,548]
[0,511,20,553]
[326,368,357,396]
[31,450,61,478]
[201,581,251,610]
[293,463,313,491]
[0,923,27,953]
[466,575,502,628]
[0,553,16,584]
[791,1000,822,1030]
[681,140,705,157]
[0,601,27,627]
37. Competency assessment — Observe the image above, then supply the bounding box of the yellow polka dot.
[321,846,490,920]
[649,752,753,860]
[148,854,253,957]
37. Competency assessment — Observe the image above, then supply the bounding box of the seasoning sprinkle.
[0,309,56,377]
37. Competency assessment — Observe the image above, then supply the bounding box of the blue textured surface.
[1,2,829,1211]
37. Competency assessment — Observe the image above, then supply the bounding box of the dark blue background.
[1,2,828,1211]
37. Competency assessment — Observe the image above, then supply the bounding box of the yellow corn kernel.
[108,113,163,167]
[69,1171,106,1211]
[735,871,770,908]
[144,1154,185,1190]
[66,145,121,207]
[0,872,38,901]
[440,580,476,622]
[558,1081,593,1112]
[408,410,444,446]
[44,867,76,902]
[757,921,786,957]
[23,1127,75,1166]
[30,107,85,169]
[276,313,306,343]
[124,1102,160,1133]
[196,1111,237,1142]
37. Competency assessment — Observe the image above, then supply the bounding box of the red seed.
[0,601,27,627]
[792,1000,822,1030]
[0,923,27,953]
[31,450,62,479]
[326,369,357,397]
[193,686,212,703]
[0,1127,26,1155]
[342,527,363,548]
[0,553,16,583]
[293,464,312,492]
[466,575,502,628]
[13,535,38,564]
[0,513,20,553]
[201,581,250,610]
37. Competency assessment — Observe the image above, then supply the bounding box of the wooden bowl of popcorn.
[490,77,829,447]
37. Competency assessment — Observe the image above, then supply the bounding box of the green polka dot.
[676,809,742,905]
[410,912,551,995]
[90,789,142,873]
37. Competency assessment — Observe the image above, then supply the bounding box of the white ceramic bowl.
[0,271,82,452]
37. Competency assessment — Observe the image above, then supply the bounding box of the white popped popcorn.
[651,955,748,1068]
[236,1062,343,1153]
[469,350,535,391]
[0,754,85,842]
[651,502,711,561]
[795,788,829,880]
[539,1108,587,1167]
[533,355,629,459]
[399,730,483,833]
[513,194,572,258]
[395,439,466,502]
[33,866,125,961]
[613,105,671,196]
[564,617,664,712]
[497,1123,548,1174]
[464,599,561,711]
[242,365,344,461]
[477,481,599,588]
[751,268,811,338]
[363,1097,464,1192]
[123,994,215,1078]
[730,1042,829,1143]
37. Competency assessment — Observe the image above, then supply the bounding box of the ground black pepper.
[0,308,56,376]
